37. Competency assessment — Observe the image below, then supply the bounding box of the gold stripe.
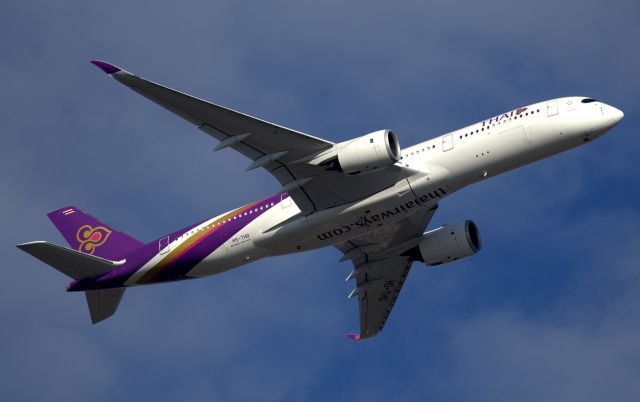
[137,201,259,283]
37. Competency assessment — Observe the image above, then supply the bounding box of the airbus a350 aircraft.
[17,60,624,340]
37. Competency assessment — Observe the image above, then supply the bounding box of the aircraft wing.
[337,204,438,340]
[92,60,412,215]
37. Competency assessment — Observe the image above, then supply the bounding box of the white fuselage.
[131,97,623,281]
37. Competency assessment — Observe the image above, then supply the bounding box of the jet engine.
[411,220,481,266]
[334,129,401,174]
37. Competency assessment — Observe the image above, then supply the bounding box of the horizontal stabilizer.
[85,288,125,324]
[16,241,124,280]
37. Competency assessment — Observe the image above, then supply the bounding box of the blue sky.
[2,0,639,401]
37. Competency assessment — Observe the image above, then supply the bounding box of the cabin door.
[159,236,170,255]
[442,134,454,152]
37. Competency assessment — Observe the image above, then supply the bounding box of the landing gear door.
[442,134,454,152]
[546,100,558,116]
[159,236,170,255]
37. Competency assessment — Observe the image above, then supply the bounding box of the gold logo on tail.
[76,225,112,255]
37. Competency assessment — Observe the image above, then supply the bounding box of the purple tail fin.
[47,206,144,260]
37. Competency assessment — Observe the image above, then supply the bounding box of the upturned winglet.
[90,60,121,75]
[345,333,361,342]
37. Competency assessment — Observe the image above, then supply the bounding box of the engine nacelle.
[417,220,481,266]
[336,129,400,174]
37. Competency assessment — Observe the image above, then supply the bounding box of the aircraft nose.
[610,106,624,125]
[586,102,623,138]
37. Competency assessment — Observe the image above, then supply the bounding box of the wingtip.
[345,333,361,342]
[90,60,121,75]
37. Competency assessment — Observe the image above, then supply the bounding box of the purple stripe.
[68,193,288,291]
[153,193,284,281]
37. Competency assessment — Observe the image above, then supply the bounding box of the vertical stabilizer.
[47,207,144,260]
[85,288,125,324]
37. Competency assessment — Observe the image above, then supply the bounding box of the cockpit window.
[581,98,598,103]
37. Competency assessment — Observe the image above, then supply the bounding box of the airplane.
[17,60,624,340]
